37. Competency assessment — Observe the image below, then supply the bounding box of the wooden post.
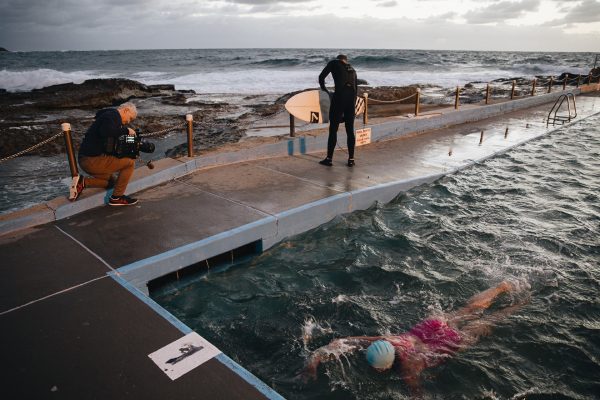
[363,93,369,125]
[485,84,490,104]
[289,113,295,137]
[414,89,420,116]
[186,114,194,157]
[589,73,592,85]
[510,80,516,99]
[577,75,580,87]
[61,123,79,178]
[454,86,460,110]
[548,77,553,93]
[504,127,509,138]
[531,79,536,96]
[479,130,484,145]
[563,74,568,90]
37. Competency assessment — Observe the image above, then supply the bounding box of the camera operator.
[73,102,139,206]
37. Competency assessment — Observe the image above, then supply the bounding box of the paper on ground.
[148,332,221,380]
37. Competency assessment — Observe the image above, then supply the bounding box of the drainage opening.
[147,240,262,294]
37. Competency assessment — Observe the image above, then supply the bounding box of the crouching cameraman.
[73,102,139,206]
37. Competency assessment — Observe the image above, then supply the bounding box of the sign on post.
[356,128,372,147]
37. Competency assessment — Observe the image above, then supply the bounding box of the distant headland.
[0,47,8,52]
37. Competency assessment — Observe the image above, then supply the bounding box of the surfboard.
[285,90,366,123]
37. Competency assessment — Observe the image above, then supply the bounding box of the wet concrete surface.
[1,93,598,399]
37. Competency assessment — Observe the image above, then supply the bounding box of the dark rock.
[357,78,369,85]
[147,84,176,92]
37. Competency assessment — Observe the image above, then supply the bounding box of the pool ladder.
[547,93,577,127]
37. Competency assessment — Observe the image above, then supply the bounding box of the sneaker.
[108,195,138,206]
[68,175,85,201]
[319,158,333,166]
[347,159,355,167]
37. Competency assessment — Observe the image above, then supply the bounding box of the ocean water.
[0,49,595,94]
[152,114,600,399]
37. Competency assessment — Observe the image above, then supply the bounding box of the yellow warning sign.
[356,128,371,147]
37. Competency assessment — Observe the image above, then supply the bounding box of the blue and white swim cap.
[366,340,395,370]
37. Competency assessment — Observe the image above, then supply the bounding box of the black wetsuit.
[319,59,358,160]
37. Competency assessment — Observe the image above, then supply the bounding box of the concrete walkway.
[1,91,598,399]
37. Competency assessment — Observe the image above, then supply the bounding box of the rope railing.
[368,92,417,104]
[0,131,63,164]
[0,65,600,188]
[139,121,187,138]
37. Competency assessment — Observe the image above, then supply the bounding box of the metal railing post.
[548,77,553,93]
[414,89,420,116]
[454,86,460,109]
[186,114,194,157]
[485,84,490,104]
[363,93,369,125]
[61,122,78,178]
[531,79,536,96]
[511,80,516,99]
[563,74,568,90]
[289,113,295,137]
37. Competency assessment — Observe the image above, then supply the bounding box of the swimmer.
[303,281,528,396]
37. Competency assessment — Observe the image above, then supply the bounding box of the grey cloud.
[543,0,600,26]
[463,0,541,24]
[222,0,311,4]
[378,1,398,7]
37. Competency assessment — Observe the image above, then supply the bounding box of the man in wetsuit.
[318,54,358,167]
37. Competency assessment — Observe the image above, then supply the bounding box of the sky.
[0,0,599,51]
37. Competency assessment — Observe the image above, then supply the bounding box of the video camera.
[105,128,155,159]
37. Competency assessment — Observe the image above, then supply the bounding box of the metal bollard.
[479,130,484,145]
[61,122,79,178]
[511,80,516,99]
[531,79,536,96]
[454,86,460,110]
[414,88,420,116]
[548,77,553,93]
[289,113,295,137]
[563,74,568,90]
[186,114,194,157]
[485,84,490,104]
[363,93,369,125]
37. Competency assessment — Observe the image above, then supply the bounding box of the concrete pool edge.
[111,273,286,400]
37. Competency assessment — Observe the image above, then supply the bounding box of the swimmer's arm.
[400,353,426,397]
[303,337,380,380]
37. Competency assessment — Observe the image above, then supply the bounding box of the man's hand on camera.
[128,128,136,136]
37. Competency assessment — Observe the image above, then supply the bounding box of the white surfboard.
[285,89,365,123]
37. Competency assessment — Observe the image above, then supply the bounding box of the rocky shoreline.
[0,72,592,159]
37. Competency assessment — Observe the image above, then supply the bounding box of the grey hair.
[117,102,138,119]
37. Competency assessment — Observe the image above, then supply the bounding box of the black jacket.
[78,108,129,157]
[319,59,358,94]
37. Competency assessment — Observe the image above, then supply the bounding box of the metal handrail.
[547,93,577,127]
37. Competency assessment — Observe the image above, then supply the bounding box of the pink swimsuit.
[387,319,462,366]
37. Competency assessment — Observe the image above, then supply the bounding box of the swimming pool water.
[153,114,600,399]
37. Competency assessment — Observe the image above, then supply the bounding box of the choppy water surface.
[154,116,600,399]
